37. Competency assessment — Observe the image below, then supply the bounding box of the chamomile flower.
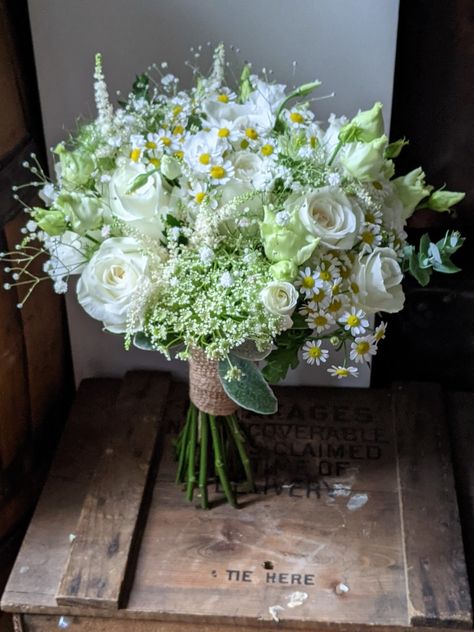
[327,365,359,379]
[308,281,332,308]
[339,308,369,336]
[302,340,329,366]
[295,266,321,296]
[306,309,335,333]
[349,336,377,363]
[373,321,387,342]
[326,293,349,317]
[189,182,218,208]
[208,160,234,185]
[359,222,382,252]
[210,120,240,144]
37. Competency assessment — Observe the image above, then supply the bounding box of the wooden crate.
[1,372,472,631]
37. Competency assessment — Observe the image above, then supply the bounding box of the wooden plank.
[393,383,472,628]
[1,379,121,612]
[56,371,170,610]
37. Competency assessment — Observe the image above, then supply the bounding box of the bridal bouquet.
[2,45,464,508]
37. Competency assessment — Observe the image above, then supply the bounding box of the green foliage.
[402,230,464,286]
[218,354,278,414]
[132,73,150,99]
[126,169,158,194]
[385,138,409,158]
[262,327,309,383]
[238,63,253,103]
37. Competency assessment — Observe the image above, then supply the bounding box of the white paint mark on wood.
[335,582,350,595]
[347,493,369,511]
[268,604,284,622]
[287,591,308,608]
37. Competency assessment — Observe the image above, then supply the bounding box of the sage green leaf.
[385,138,409,158]
[127,169,158,194]
[218,354,278,415]
[232,340,273,361]
[133,332,155,351]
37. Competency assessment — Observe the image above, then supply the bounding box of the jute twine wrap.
[189,348,238,416]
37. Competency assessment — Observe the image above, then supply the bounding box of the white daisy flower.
[208,159,235,185]
[339,308,369,336]
[327,365,359,379]
[373,321,388,342]
[308,281,332,308]
[326,292,350,318]
[295,266,322,296]
[306,309,335,333]
[349,336,377,363]
[302,340,329,366]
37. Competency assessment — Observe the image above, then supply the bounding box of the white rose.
[106,163,175,239]
[297,187,363,250]
[77,237,148,333]
[351,247,405,314]
[261,281,298,316]
[232,151,264,185]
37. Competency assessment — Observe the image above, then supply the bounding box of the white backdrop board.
[28,0,400,386]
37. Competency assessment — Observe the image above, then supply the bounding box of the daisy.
[373,321,387,342]
[326,293,350,317]
[349,336,377,363]
[308,281,332,309]
[295,267,322,296]
[306,309,335,334]
[208,160,235,185]
[327,365,359,379]
[339,308,369,336]
[302,340,329,366]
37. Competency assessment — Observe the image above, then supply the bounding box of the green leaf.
[385,138,409,158]
[409,252,431,286]
[126,170,156,194]
[274,80,321,131]
[232,340,273,361]
[133,332,155,351]
[238,63,253,103]
[218,355,278,415]
[261,328,308,383]
[132,73,149,99]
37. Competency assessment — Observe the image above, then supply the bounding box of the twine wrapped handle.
[189,348,238,416]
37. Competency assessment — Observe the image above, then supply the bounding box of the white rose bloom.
[203,100,274,134]
[106,163,175,239]
[77,237,149,333]
[351,247,405,314]
[232,151,264,185]
[261,281,298,316]
[297,187,363,250]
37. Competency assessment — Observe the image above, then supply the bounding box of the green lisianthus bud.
[160,155,181,180]
[54,191,102,235]
[32,207,67,236]
[55,144,95,189]
[340,136,388,182]
[260,207,318,267]
[338,123,362,144]
[393,167,432,219]
[349,102,384,142]
[269,259,299,281]
[424,189,465,212]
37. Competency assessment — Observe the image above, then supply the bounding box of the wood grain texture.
[56,371,170,609]
[393,383,472,628]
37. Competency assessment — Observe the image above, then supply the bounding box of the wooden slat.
[393,383,472,628]
[56,371,170,610]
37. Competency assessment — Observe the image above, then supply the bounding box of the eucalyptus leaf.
[218,354,277,415]
[232,340,273,361]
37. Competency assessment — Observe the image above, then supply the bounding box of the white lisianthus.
[351,247,405,314]
[232,151,264,185]
[203,98,275,134]
[106,163,175,239]
[297,187,363,250]
[340,136,388,181]
[77,237,149,333]
[393,167,431,219]
[261,281,298,316]
[322,113,348,153]
[247,77,287,113]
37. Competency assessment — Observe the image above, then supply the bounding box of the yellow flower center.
[365,211,375,223]
[313,288,327,302]
[355,341,370,355]
[347,315,360,327]
[290,112,304,124]
[309,135,318,148]
[145,141,157,150]
[195,191,206,204]
[314,315,327,327]
[320,270,331,282]
[309,346,322,358]
[261,144,274,156]
[173,125,184,135]
[130,148,141,162]
[174,150,184,160]
[149,158,160,168]
[240,139,249,149]
[172,105,183,117]
[340,266,350,279]
[245,127,258,140]
[302,276,315,289]
[375,328,386,341]
[372,181,383,190]
[218,127,230,138]
[335,367,350,378]
[160,136,171,147]
[217,94,229,103]
[328,299,342,313]
[199,153,211,165]
[210,165,226,179]
[362,231,375,244]
[350,282,359,294]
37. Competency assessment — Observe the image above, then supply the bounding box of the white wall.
[28,0,399,386]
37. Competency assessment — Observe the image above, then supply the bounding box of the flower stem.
[328,140,343,166]
[226,414,255,493]
[209,415,237,508]
[186,405,197,502]
[175,405,192,484]
[198,411,209,509]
